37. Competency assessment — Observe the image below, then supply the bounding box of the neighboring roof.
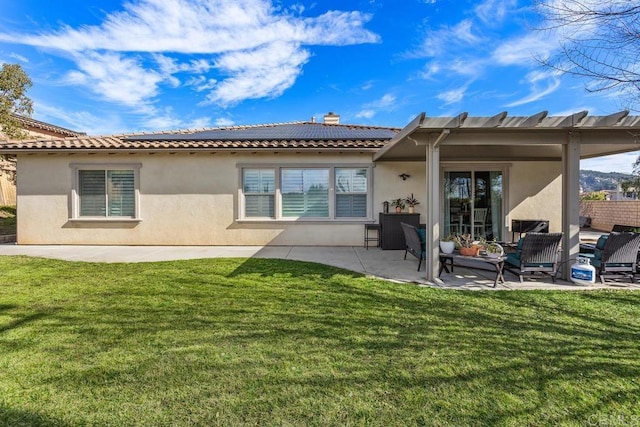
[12,114,86,138]
[374,110,640,162]
[0,121,400,153]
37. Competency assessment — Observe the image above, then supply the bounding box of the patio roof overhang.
[374,110,640,161]
[378,110,640,284]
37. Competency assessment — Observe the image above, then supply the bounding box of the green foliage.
[580,191,607,201]
[618,157,640,199]
[580,170,631,192]
[1,256,640,425]
[390,197,405,209]
[404,193,419,207]
[0,205,16,235]
[0,63,33,184]
[0,63,33,140]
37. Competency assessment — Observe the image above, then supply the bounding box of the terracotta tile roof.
[13,114,86,137]
[0,121,399,152]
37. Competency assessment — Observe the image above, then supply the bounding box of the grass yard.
[1,256,640,426]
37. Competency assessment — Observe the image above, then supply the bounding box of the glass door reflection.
[444,170,503,241]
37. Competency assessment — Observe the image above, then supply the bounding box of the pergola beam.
[518,111,548,128]
[593,110,629,127]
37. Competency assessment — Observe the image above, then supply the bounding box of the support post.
[425,140,441,282]
[562,132,581,280]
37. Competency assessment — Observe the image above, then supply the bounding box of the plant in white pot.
[484,240,504,258]
[405,194,420,214]
[440,234,456,254]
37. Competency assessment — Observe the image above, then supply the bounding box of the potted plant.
[405,193,420,213]
[390,198,405,213]
[453,233,482,256]
[440,234,455,254]
[484,240,504,258]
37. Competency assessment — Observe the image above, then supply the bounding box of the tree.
[0,63,33,184]
[620,157,640,199]
[0,63,33,139]
[537,1,640,105]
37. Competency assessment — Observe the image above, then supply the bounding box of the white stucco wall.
[16,153,561,246]
[17,152,384,246]
[508,161,563,235]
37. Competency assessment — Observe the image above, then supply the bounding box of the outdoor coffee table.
[439,252,506,287]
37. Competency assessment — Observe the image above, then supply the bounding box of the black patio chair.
[505,232,563,283]
[582,232,640,284]
[401,222,426,271]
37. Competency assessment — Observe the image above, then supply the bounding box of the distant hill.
[580,170,632,193]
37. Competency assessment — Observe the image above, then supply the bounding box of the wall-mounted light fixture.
[399,173,410,181]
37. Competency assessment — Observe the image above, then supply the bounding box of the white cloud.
[356,110,375,119]
[35,102,127,135]
[418,19,482,57]
[207,41,310,105]
[0,0,378,110]
[186,76,218,92]
[361,81,374,90]
[65,51,164,108]
[8,52,28,62]
[214,117,235,126]
[437,87,467,104]
[504,70,561,107]
[492,32,558,66]
[356,93,397,119]
[582,152,639,174]
[475,0,517,25]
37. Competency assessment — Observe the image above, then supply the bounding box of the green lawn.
[1,256,639,426]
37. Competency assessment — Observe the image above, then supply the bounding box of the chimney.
[323,112,340,125]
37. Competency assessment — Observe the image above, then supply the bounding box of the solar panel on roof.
[125,123,397,141]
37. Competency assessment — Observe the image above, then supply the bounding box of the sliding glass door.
[444,169,503,241]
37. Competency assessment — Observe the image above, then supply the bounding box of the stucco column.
[562,132,581,280]
[425,141,440,281]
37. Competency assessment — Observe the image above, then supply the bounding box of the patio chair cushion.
[583,251,630,268]
[582,234,633,268]
[507,238,554,268]
[505,239,525,266]
[505,252,554,268]
[596,235,608,250]
[417,228,426,244]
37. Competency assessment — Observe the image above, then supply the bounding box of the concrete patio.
[1,239,637,290]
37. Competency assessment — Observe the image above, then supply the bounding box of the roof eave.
[373,113,425,161]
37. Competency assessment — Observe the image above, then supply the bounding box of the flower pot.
[408,206,414,213]
[459,245,480,256]
[440,241,455,254]
[395,207,402,213]
[486,243,504,258]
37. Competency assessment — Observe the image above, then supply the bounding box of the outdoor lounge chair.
[580,232,640,284]
[401,222,425,271]
[505,232,563,283]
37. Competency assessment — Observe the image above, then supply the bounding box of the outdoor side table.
[439,252,506,287]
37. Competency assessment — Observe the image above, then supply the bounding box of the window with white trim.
[71,164,140,219]
[282,168,329,218]
[335,168,367,218]
[240,165,370,220]
[243,169,275,217]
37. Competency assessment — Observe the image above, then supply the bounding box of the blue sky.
[0,0,637,173]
